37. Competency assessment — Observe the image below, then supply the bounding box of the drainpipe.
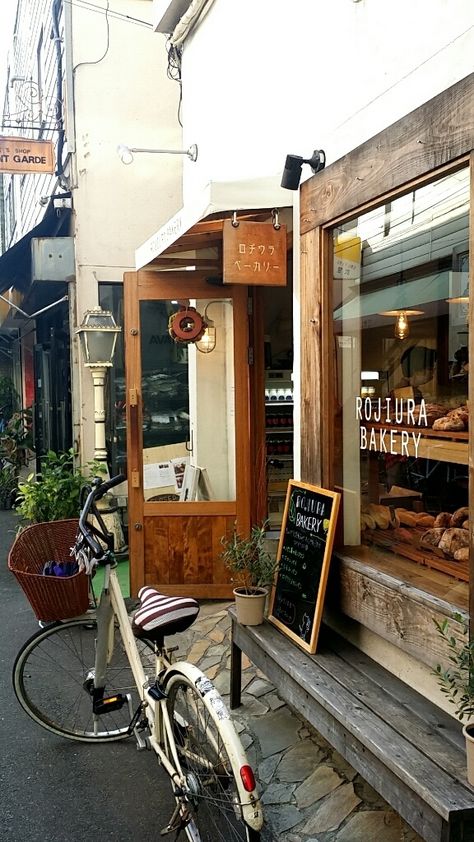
[52,0,66,184]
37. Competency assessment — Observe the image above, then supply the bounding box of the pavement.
[2,507,423,841]
[170,603,423,842]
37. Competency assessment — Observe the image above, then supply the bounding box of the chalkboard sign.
[268,480,340,653]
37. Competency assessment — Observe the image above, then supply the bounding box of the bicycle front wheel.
[13,618,155,742]
[165,671,261,842]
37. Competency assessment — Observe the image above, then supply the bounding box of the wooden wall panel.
[300,228,322,485]
[331,560,466,669]
[301,73,474,232]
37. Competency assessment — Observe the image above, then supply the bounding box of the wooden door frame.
[123,269,251,596]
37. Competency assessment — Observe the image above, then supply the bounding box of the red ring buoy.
[168,307,206,343]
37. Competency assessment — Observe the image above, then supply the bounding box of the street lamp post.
[76,306,121,475]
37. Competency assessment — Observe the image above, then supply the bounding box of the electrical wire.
[73,0,110,72]
[64,0,152,29]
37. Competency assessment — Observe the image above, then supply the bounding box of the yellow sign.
[0,136,55,174]
[223,220,287,286]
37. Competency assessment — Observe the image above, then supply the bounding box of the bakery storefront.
[300,73,473,688]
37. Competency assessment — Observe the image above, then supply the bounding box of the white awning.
[135,175,293,270]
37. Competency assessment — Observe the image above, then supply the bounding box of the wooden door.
[124,270,251,598]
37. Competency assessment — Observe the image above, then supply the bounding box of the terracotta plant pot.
[233,587,268,626]
[463,723,474,786]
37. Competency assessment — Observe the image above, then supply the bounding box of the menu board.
[268,480,340,653]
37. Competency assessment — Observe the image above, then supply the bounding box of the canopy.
[135,175,293,270]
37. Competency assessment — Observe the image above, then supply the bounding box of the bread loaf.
[395,508,418,527]
[419,528,445,548]
[454,547,469,562]
[432,416,465,431]
[462,520,469,530]
[438,527,470,556]
[450,507,469,527]
[366,504,391,530]
[416,514,435,528]
[433,512,451,528]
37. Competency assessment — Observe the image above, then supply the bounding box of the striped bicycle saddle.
[132,587,200,642]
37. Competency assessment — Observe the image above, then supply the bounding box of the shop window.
[332,167,469,580]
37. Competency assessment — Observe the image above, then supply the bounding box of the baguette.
[395,508,418,527]
[416,513,435,528]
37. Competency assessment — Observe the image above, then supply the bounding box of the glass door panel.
[139,298,235,502]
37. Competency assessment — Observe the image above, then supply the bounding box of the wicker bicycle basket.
[8,519,90,621]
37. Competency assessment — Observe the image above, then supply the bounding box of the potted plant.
[221,521,277,626]
[434,612,474,785]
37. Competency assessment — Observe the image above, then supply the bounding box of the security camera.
[281,149,326,190]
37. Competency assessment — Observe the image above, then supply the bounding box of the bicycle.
[11,474,263,842]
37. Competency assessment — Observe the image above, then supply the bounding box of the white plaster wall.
[179,0,474,196]
[70,0,183,463]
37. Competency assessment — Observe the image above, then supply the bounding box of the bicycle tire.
[164,670,261,842]
[12,618,155,742]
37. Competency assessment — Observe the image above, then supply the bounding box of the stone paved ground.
[166,601,424,842]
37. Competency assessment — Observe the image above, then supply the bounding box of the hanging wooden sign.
[0,136,55,174]
[223,219,287,286]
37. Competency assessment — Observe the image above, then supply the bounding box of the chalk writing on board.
[269,481,340,654]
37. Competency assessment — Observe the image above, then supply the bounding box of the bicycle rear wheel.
[164,672,261,842]
[13,618,155,742]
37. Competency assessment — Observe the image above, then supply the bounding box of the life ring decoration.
[168,306,206,344]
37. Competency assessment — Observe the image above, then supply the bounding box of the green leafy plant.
[433,613,474,721]
[0,408,33,470]
[15,449,106,523]
[221,521,277,594]
[0,463,18,508]
[0,376,19,426]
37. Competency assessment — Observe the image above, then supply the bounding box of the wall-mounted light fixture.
[117,143,198,165]
[280,149,326,190]
[379,309,424,340]
[195,301,232,354]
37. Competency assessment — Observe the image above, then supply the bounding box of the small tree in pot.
[434,613,474,785]
[221,521,277,626]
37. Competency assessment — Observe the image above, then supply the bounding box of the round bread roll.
[419,527,445,548]
[462,519,469,530]
[450,506,469,527]
[454,547,469,562]
[433,512,452,528]
[438,527,470,556]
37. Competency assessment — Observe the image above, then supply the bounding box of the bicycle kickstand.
[160,803,189,838]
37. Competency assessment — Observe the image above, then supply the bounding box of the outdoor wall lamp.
[117,143,198,165]
[195,301,233,354]
[280,149,326,190]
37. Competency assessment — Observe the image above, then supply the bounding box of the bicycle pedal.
[93,693,127,714]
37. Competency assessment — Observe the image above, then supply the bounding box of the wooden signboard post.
[268,480,340,653]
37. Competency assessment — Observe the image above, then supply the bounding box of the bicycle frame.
[93,563,262,833]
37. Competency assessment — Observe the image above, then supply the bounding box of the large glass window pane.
[332,169,469,577]
[140,298,235,502]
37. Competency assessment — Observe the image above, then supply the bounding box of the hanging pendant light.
[379,309,424,340]
[394,311,409,339]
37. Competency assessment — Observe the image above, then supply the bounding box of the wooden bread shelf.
[364,422,468,466]
[362,527,469,582]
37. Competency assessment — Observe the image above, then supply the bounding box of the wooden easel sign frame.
[268,480,340,654]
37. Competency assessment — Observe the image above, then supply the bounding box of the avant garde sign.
[0,136,55,174]
[223,219,287,286]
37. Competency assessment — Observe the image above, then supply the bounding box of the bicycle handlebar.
[78,473,125,559]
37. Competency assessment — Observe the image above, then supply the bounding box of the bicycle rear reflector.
[240,765,256,792]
